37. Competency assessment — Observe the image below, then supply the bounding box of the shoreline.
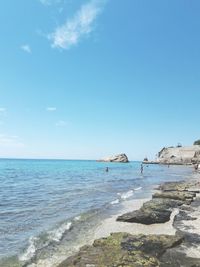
[0,164,197,267]
[58,174,200,267]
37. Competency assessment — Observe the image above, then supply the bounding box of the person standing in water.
[140,164,143,174]
[106,167,109,172]
[194,163,199,171]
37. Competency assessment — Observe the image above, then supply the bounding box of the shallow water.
[0,159,193,266]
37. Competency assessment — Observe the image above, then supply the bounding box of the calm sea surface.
[0,159,193,266]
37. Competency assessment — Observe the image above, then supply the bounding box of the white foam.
[19,236,38,262]
[74,215,81,221]
[134,187,142,191]
[110,199,120,205]
[48,222,72,242]
[118,190,134,200]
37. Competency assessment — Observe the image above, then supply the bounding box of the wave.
[19,221,72,263]
[110,199,120,205]
[19,236,38,262]
[110,186,142,205]
[118,190,134,200]
[19,187,143,265]
[74,215,81,221]
[48,221,72,242]
[134,187,142,191]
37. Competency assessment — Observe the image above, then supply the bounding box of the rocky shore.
[58,179,200,267]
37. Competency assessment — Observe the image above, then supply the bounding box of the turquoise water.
[0,159,193,266]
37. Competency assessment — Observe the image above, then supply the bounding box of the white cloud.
[56,120,67,127]
[21,44,32,53]
[48,0,104,49]
[46,107,57,111]
[0,134,25,148]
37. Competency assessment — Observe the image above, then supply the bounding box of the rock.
[158,181,189,192]
[156,146,200,165]
[142,198,185,210]
[160,249,200,267]
[97,153,129,163]
[58,233,183,267]
[117,198,183,224]
[117,208,171,224]
[174,210,197,222]
[152,191,196,202]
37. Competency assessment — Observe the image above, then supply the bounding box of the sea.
[0,159,194,267]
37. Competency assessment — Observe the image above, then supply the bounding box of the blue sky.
[0,0,200,160]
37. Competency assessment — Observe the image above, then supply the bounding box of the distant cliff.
[156,145,200,165]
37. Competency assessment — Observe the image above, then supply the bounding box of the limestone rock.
[152,191,196,202]
[58,233,183,267]
[117,208,171,224]
[117,196,190,225]
[98,153,129,163]
[157,146,200,165]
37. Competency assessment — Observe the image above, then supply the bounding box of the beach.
[0,159,199,267]
[58,175,200,267]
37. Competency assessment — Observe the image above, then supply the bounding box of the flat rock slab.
[158,181,191,192]
[117,198,184,224]
[142,198,185,211]
[153,191,196,202]
[117,208,171,224]
[186,187,200,193]
[58,233,183,267]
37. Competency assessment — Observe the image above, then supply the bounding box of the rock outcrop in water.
[97,153,129,163]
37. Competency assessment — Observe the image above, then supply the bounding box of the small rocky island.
[97,153,129,163]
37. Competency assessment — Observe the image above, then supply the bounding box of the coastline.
[0,162,198,267]
[58,172,200,267]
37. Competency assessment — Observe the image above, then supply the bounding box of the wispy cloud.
[46,107,57,111]
[21,44,32,54]
[0,134,25,148]
[48,0,104,50]
[56,120,67,127]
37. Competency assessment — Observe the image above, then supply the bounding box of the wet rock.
[58,233,183,267]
